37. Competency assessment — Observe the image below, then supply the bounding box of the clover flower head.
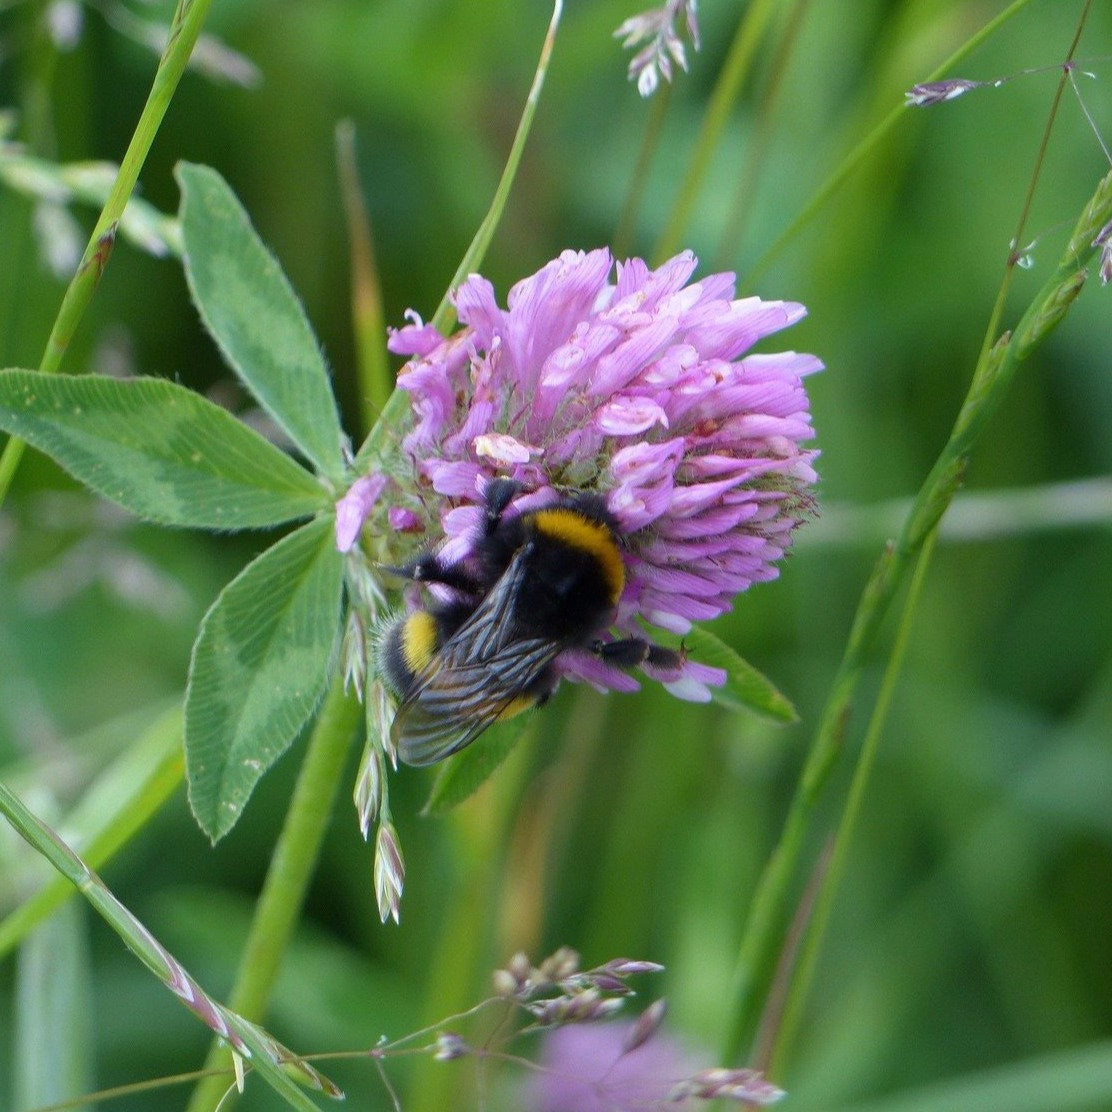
[522,991,785,1108]
[339,247,819,705]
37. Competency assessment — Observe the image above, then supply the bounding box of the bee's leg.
[384,553,485,594]
[475,477,528,573]
[592,638,685,671]
[483,477,521,532]
[388,478,522,591]
[527,664,560,708]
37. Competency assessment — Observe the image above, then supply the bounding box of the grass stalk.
[352,0,564,474]
[335,119,392,434]
[723,157,1112,1071]
[186,677,362,1112]
[0,779,341,1109]
[0,0,216,507]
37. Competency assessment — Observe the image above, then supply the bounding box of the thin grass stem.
[0,0,216,508]
[653,0,777,264]
[0,781,340,1109]
[405,742,536,1112]
[431,0,563,335]
[723,20,1112,1060]
[26,1068,229,1112]
[352,0,564,474]
[335,119,392,434]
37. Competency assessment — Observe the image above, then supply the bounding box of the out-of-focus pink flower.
[527,1020,703,1112]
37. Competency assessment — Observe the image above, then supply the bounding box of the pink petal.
[335,473,387,552]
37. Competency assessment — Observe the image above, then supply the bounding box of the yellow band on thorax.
[531,508,625,604]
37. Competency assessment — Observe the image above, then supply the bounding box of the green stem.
[186,677,362,1112]
[352,0,564,474]
[767,529,938,1075]
[0,143,183,257]
[653,0,777,264]
[722,158,1112,1066]
[335,120,392,433]
[431,0,564,334]
[746,0,1039,283]
[766,82,1098,1047]
[0,0,215,507]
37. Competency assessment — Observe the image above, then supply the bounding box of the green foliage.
[185,517,343,843]
[2,1,1112,1110]
[177,162,346,485]
[0,370,329,527]
[659,626,799,723]
[1,158,356,854]
[424,718,534,815]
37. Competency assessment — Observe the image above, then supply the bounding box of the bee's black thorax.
[512,529,618,643]
[380,480,684,766]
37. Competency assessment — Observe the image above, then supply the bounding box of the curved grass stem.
[0,0,216,508]
[352,0,564,475]
[0,780,340,1109]
[723,36,1112,1066]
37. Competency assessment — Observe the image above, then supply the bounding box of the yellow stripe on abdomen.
[401,610,439,674]
[496,694,537,722]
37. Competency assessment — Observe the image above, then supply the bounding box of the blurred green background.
[2,0,1111,1109]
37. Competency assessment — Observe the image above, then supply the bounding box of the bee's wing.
[391,546,561,767]
[391,636,558,766]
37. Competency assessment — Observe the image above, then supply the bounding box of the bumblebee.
[381,479,682,766]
